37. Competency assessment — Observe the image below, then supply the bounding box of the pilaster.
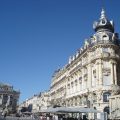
[98,59,103,85]
[82,68,85,90]
[87,64,92,88]
[96,61,99,86]
[110,60,117,85]
[114,62,117,85]
[111,61,114,85]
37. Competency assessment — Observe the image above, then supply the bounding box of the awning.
[40,107,100,113]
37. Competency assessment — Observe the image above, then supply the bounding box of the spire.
[100,8,106,19]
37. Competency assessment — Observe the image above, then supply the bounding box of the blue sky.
[0,0,120,102]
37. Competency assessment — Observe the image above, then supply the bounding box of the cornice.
[90,43,119,51]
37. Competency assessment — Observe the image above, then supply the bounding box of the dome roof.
[93,9,114,33]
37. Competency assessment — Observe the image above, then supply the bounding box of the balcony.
[90,40,118,48]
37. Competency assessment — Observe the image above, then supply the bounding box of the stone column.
[68,99,70,107]
[111,61,115,85]
[0,94,3,105]
[114,63,117,85]
[76,72,78,92]
[73,97,76,106]
[82,68,84,90]
[69,99,71,106]
[69,82,72,94]
[109,98,112,117]
[66,83,68,96]
[87,64,92,88]
[96,61,99,86]
[66,100,68,106]
[71,99,73,106]
[77,96,80,106]
[7,95,10,106]
[66,78,68,95]
[99,60,103,85]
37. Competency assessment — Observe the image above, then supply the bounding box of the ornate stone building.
[50,9,120,113]
[109,94,120,119]
[0,83,20,113]
[19,91,50,113]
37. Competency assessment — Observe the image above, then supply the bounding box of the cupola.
[93,9,114,33]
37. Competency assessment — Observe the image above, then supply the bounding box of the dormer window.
[103,35,109,40]
[102,19,106,24]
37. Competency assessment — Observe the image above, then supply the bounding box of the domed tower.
[93,9,114,33]
[88,9,120,113]
[92,9,119,45]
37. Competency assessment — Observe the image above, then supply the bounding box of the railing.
[89,40,119,48]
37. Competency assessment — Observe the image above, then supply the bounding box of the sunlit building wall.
[0,83,20,113]
[50,9,120,113]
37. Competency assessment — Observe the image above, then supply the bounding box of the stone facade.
[19,91,50,113]
[39,91,50,110]
[0,83,20,114]
[50,9,120,114]
[110,94,120,119]
[109,94,120,119]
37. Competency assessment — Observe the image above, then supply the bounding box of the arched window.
[104,106,110,114]
[103,92,111,102]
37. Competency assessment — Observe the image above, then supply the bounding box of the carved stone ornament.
[111,84,120,95]
[97,91,102,101]
[103,68,111,76]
